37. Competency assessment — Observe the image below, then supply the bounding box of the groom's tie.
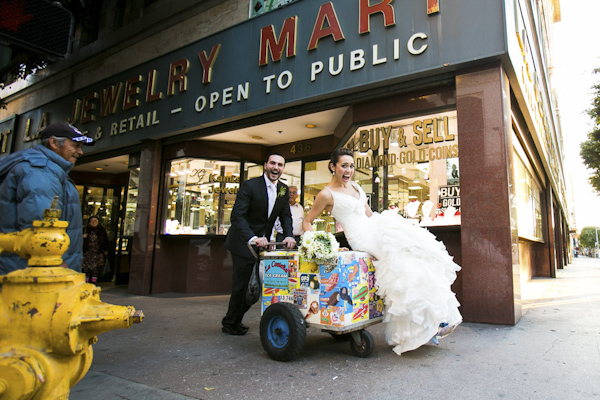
[267,184,276,218]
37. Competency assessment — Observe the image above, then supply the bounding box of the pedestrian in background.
[274,185,305,243]
[0,123,94,274]
[83,216,109,283]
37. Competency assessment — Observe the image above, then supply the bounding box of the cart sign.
[438,185,460,211]
[263,259,290,289]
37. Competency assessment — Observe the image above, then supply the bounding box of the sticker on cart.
[368,270,376,291]
[353,285,369,303]
[278,294,294,304]
[369,297,384,318]
[293,289,307,308]
[321,272,339,292]
[263,260,290,289]
[289,260,298,278]
[299,256,318,273]
[353,302,369,322]
[331,306,344,326]
[339,286,353,305]
[305,301,320,322]
[359,257,370,275]
[321,290,340,307]
[299,274,319,292]
[345,261,360,284]
[320,307,331,325]
[263,287,280,296]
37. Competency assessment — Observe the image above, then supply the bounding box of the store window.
[163,157,302,236]
[123,167,139,237]
[164,159,242,235]
[304,159,339,232]
[514,150,543,241]
[344,110,460,226]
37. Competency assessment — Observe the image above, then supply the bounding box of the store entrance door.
[79,185,125,283]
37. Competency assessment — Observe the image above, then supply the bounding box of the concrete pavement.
[70,257,600,400]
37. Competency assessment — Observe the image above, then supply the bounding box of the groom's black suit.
[222,174,293,330]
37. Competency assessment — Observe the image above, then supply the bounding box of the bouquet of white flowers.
[299,231,340,266]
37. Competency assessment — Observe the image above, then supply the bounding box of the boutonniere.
[277,186,287,198]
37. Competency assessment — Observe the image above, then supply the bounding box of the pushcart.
[249,243,384,361]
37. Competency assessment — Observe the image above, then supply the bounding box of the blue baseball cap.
[40,123,95,146]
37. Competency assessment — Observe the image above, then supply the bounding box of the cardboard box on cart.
[260,250,384,328]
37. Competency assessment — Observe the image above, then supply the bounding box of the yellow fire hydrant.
[0,198,143,400]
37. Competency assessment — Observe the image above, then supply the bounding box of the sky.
[552,1,600,232]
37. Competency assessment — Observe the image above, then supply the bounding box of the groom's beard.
[266,169,282,182]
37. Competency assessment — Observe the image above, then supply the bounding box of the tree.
[580,67,600,193]
[579,226,598,250]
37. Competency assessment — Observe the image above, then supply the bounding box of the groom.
[222,153,296,335]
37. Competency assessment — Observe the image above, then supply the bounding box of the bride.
[301,148,462,355]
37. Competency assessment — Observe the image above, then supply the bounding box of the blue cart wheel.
[260,302,306,361]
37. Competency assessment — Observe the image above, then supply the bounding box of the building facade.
[0,0,568,325]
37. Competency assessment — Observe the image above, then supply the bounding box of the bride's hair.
[329,147,354,173]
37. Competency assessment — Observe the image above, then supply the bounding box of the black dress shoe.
[238,323,249,331]
[222,325,247,335]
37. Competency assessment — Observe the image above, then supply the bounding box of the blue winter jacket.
[0,145,83,274]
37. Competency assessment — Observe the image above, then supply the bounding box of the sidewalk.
[70,257,600,400]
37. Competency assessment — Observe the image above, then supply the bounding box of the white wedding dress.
[325,184,462,355]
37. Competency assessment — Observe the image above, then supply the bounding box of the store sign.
[12,0,505,153]
[353,118,458,169]
[438,185,460,211]
[0,116,16,157]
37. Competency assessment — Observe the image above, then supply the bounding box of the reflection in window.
[515,152,543,240]
[123,167,139,237]
[303,160,338,232]
[345,111,460,226]
[164,159,241,235]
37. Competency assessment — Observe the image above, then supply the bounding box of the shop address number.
[290,142,312,154]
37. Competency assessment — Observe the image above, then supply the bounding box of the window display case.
[163,159,247,235]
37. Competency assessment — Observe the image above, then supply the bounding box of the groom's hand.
[251,237,269,248]
[283,237,296,249]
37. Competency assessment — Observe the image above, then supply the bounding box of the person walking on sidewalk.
[221,153,296,335]
[82,216,109,284]
[0,123,94,274]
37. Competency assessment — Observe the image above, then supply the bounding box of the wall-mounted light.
[306,124,317,128]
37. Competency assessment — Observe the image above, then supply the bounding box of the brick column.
[456,64,522,325]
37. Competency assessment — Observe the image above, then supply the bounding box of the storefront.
[0,0,568,325]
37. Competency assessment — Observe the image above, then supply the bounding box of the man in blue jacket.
[0,123,94,274]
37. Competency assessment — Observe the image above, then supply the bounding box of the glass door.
[114,167,139,285]
[80,185,122,282]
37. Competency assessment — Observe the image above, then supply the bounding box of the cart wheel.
[260,302,306,361]
[328,332,351,342]
[349,330,375,358]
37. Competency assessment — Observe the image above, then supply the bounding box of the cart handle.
[246,242,288,259]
